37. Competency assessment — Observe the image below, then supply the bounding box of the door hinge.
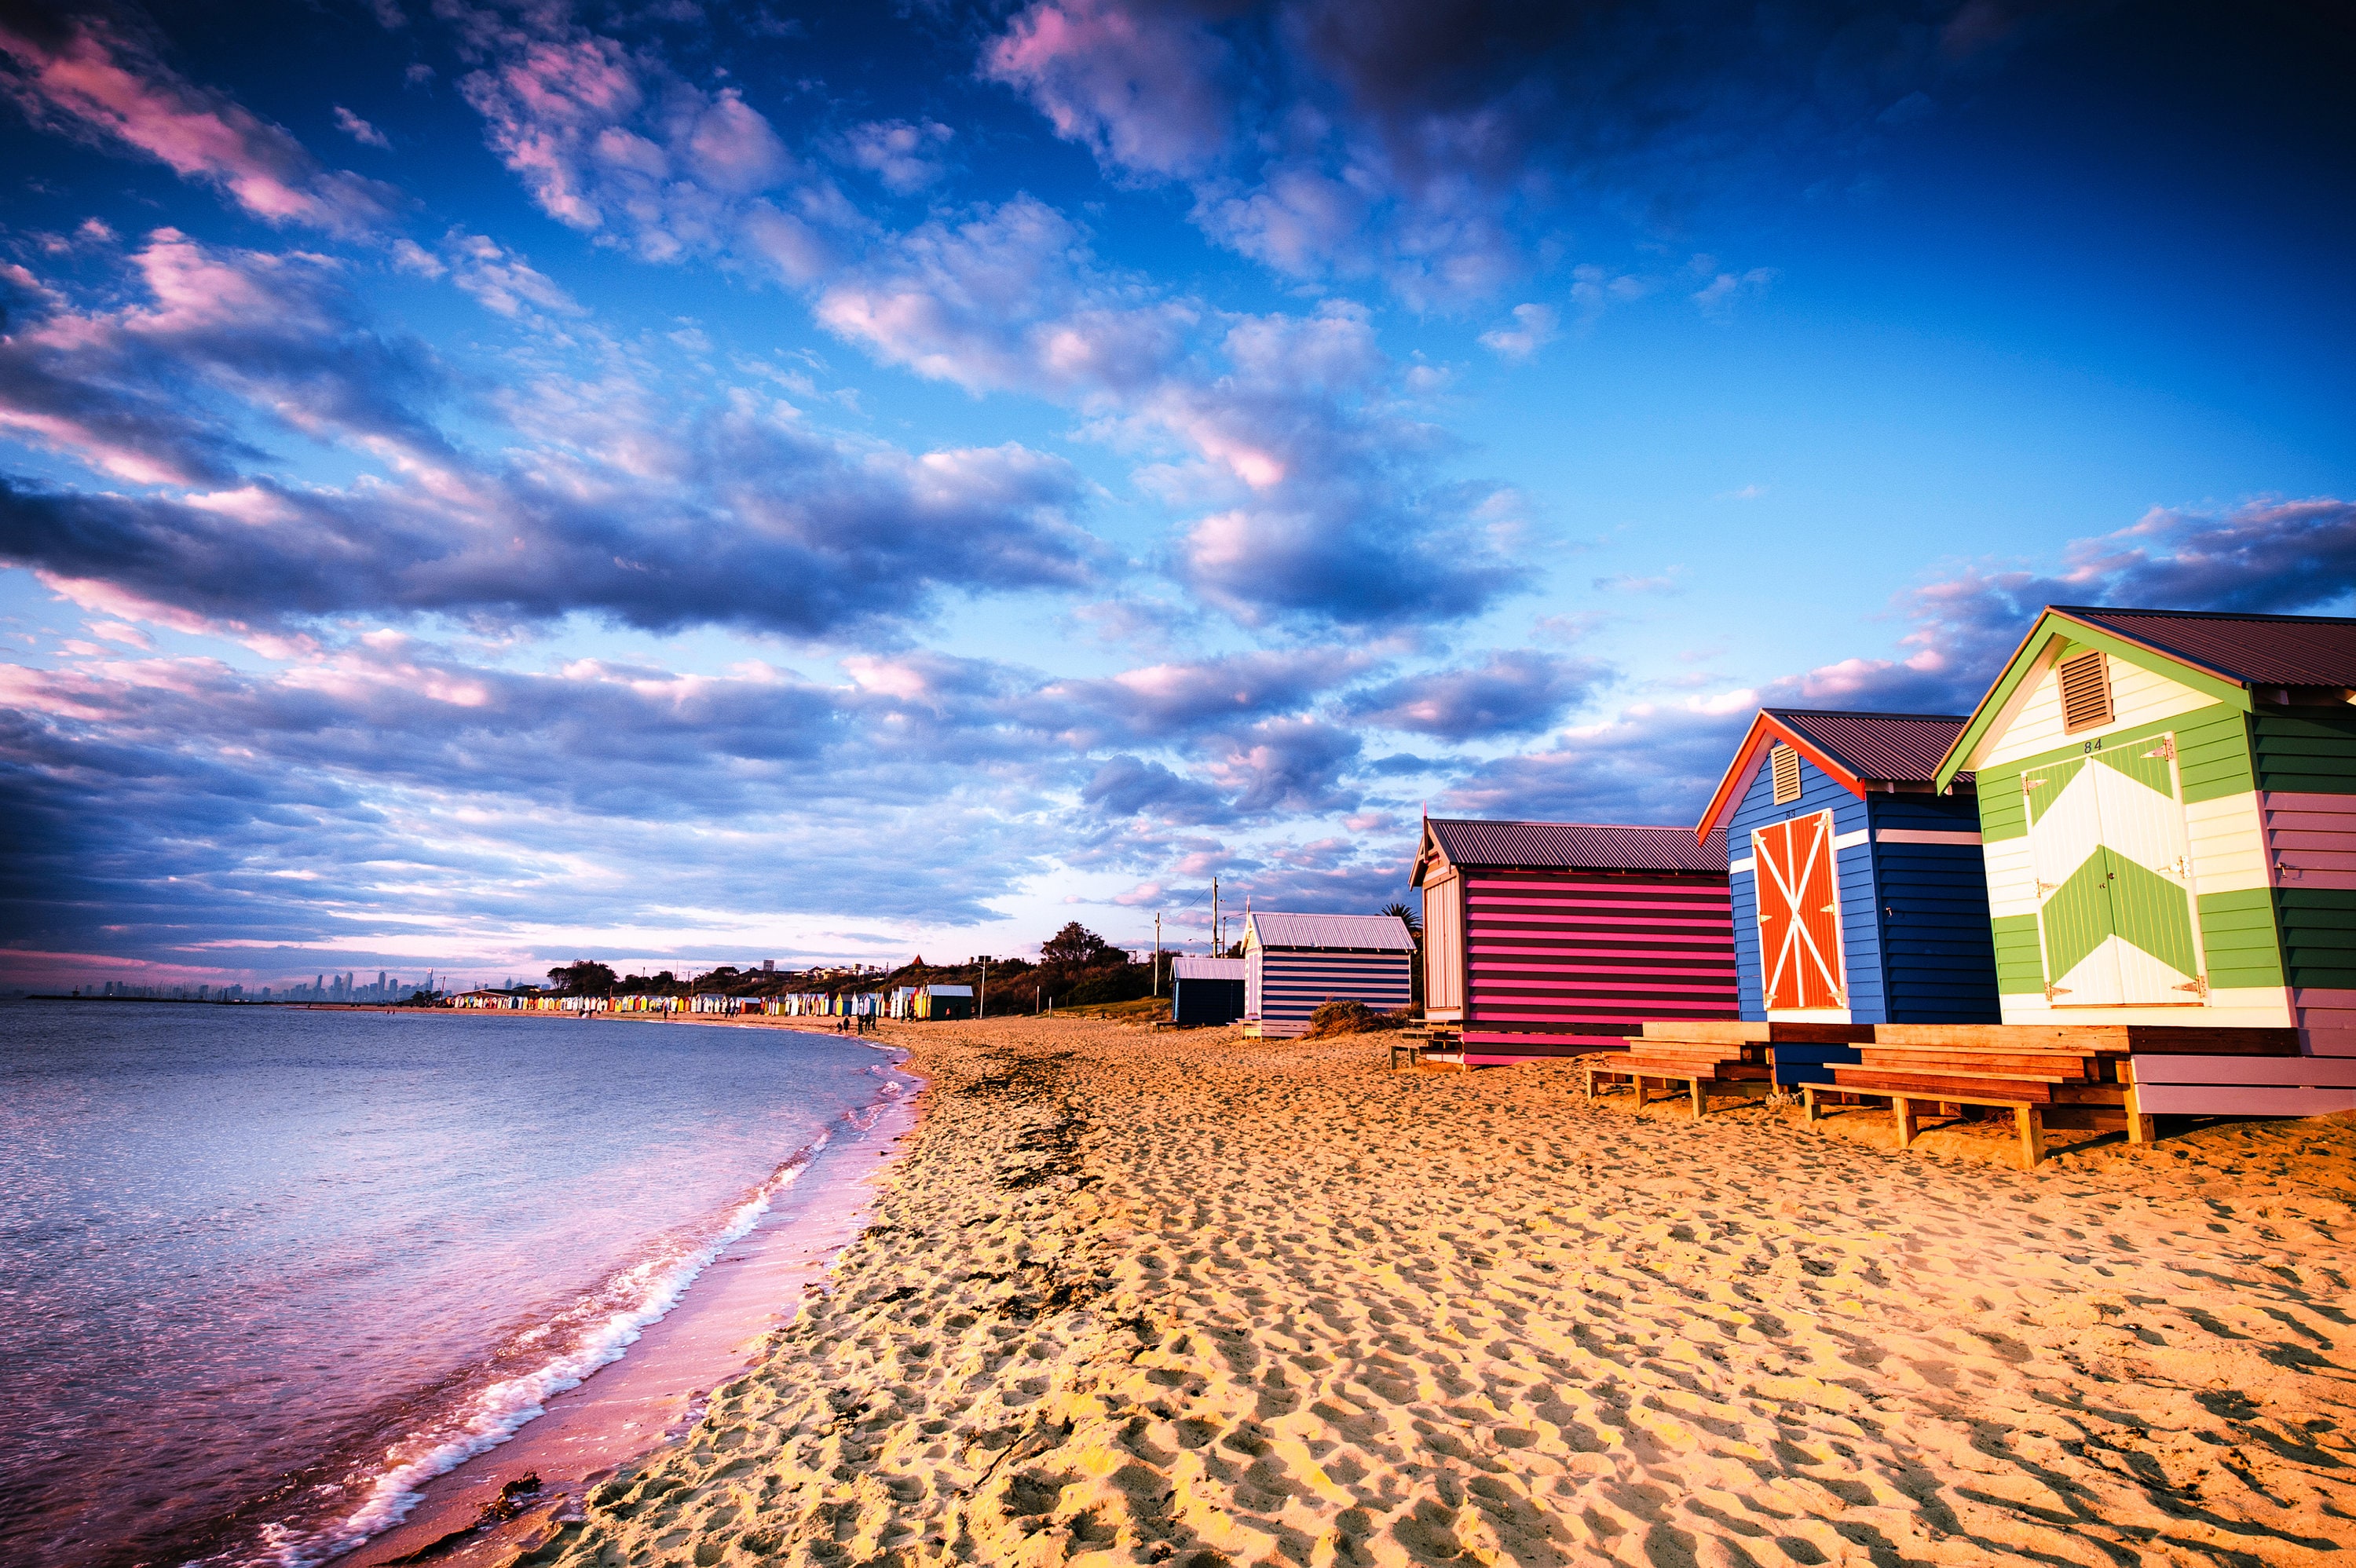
[2173,974,2210,996]
[2022,777,2043,793]
[2035,879,2058,895]
[2044,982,2072,1001]
[2142,737,2176,761]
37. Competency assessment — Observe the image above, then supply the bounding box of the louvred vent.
[1770,744,1802,804]
[2058,649,2113,733]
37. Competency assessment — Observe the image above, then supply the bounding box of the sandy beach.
[481,1017,2356,1568]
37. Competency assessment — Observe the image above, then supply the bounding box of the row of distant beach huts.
[450,985,975,1018]
[1225,605,2356,1119]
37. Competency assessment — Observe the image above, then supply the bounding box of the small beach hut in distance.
[1697,709,1999,1046]
[1411,819,1737,1059]
[1170,956,1246,1026]
[1934,607,2356,1090]
[1242,912,1414,1038]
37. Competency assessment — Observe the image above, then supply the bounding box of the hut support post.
[2015,1106,2046,1169]
[2122,1073,2155,1145]
[1893,1096,1918,1150]
[1688,1078,1706,1119]
[1802,1086,1822,1124]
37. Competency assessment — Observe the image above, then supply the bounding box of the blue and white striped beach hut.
[1242,912,1415,1039]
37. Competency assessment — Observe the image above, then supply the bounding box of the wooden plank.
[1641,1020,1874,1044]
[1855,1047,2094,1076]
[1832,1068,2058,1103]
[2130,1053,2356,1087]
[1871,1022,2299,1055]
[2131,1084,2356,1116]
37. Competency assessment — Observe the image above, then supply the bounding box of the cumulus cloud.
[982,0,1236,180]
[0,234,1106,641]
[443,2,835,269]
[821,213,1519,626]
[1478,302,1559,360]
[332,105,390,148]
[838,119,954,194]
[981,0,1995,307]
[1344,650,1610,740]
[0,7,401,234]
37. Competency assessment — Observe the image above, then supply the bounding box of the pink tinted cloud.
[0,10,397,234]
[983,0,1235,179]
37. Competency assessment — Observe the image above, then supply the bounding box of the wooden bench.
[1802,1081,2056,1168]
[1584,1037,1767,1118]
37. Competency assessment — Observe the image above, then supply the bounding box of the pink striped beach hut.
[1412,817,1739,1064]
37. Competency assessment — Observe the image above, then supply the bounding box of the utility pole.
[1153,915,1162,996]
[1212,875,1220,957]
[977,955,988,1018]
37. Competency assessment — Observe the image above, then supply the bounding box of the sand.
[495,1018,2356,1568]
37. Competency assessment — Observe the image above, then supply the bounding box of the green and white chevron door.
[2022,737,2203,1006]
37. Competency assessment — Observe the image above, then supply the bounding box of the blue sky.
[2,0,2351,988]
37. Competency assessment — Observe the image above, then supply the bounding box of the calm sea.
[0,1002,908,1568]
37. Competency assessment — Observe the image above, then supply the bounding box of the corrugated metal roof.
[1171,956,1246,980]
[1426,818,1728,873]
[1766,710,1970,785]
[2060,606,2356,687]
[1244,912,1418,952]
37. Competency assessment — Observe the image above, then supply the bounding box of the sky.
[2,0,2352,989]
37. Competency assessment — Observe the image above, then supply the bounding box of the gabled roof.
[1935,605,2356,788]
[1242,912,1416,952]
[1697,708,1970,841]
[1414,817,1726,885]
[1171,956,1246,980]
[2052,606,2356,688]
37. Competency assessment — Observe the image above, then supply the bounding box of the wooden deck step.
[1830,1067,2062,1104]
[1644,1021,1875,1044]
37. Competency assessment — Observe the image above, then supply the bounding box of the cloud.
[1478,302,1559,360]
[982,0,1235,180]
[1344,650,1610,740]
[0,235,1107,642]
[1029,648,1375,745]
[438,230,583,318]
[0,8,400,234]
[980,0,1996,308]
[838,119,954,194]
[1692,264,1776,317]
[333,105,390,148]
[821,203,1520,627]
[446,2,833,269]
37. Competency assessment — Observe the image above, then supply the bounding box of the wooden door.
[2090,740,2201,1003]
[1752,812,1845,1011]
[2024,738,2201,1005]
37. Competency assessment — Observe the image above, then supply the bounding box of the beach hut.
[1933,607,2356,1094]
[1242,912,1414,1038]
[1410,818,1737,1061]
[1169,956,1246,1025]
[916,984,974,1020]
[1696,711,2000,1051]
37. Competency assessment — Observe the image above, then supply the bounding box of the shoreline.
[331,1021,924,1568]
[489,1016,2356,1567]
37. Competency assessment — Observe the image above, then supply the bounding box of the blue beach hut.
[1170,956,1246,1026]
[1696,710,2001,1079]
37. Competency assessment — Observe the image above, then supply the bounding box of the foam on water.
[0,1006,904,1568]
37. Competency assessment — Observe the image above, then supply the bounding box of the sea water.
[0,1002,907,1567]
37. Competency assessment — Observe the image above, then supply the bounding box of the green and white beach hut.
[1934,605,2356,1059]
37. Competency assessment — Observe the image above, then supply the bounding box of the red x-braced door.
[1753,811,1845,1011]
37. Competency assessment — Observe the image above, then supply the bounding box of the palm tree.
[1381,900,1421,938]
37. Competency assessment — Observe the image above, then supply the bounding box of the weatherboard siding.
[1460,870,1736,1035]
[1246,948,1412,1038]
